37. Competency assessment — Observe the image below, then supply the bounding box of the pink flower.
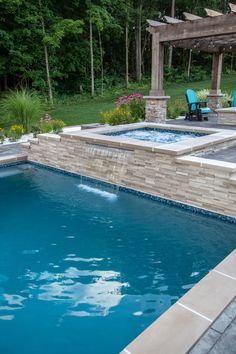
[115,93,143,106]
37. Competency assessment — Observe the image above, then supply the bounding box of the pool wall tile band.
[20,124,236,218]
[1,159,236,225]
[121,250,236,354]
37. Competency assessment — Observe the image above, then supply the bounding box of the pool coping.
[60,122,236,156]
[121,249,236,354]
[0,153,28,164]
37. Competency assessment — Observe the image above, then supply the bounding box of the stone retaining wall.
[25,133,236,218]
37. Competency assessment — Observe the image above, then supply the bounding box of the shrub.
[40,121,53,133]
[197,89,232,108]
[115,93,143,106]
[52,120,65,133]
[222,93,232,108]
[196,89,209,101]
[0,128,5,143]
[115,93,145,121]
[1,89,44,133]
[101,92,145,125]
[128,98,145,121]
[9,125,24,141]
[38,119,65,134]
[164,65,207,83]
[31,125,41,138]
[100,107,136,125]
[167,98,187,119]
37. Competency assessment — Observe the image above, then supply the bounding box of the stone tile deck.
[0,144,28,164]
[0,143,22,157]
[167,117,236,130]
[190,297,236,354]
[168,118,236,164]
[203,146,236,164]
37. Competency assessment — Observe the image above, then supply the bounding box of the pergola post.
[207,52,224,111]
[144,32,170,123]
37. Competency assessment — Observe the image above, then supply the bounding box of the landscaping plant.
[0,128,5,143]
[100,93,145,125]
[52,120,65,133]
[34,117,65,135]
[1,89,44,133]
[116,93,145,121]
[100,107,134,125]
[9,125,24,142]
[167,98,187,119]
[197,89,232,108]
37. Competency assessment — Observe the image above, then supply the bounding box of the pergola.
[145,3,236,122]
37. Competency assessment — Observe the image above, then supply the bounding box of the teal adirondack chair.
[229,91,236,107]
[185,89,211,121]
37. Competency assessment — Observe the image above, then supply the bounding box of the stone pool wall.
[23,132,236,218]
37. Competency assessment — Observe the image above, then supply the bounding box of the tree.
[38,0,83,103]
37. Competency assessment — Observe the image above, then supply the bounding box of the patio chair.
[185,89,211,121]
[229,90,236,107]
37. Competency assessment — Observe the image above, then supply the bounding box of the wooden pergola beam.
[205,8,223,17]
[168,33,236,52]
[150,13,236,42]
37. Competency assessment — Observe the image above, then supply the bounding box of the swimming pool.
[104,127,207,144]
[0,163,235,354]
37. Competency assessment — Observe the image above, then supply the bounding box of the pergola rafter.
[148,13,236,44]
[146,6,236,120]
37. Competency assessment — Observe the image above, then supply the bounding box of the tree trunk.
[44,45,53,105]
[135,3,142,82]
[230,54,234,72]
[3,75,8,91]
[38,0,53,105]
[141,31,148,75]
[89,18,95,97]
[98,29,104,96]
[187,49,192,78]
[168,0,175,68]
[125,23,129,88]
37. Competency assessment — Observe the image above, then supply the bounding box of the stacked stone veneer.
[217,108,236,125]
[207,94,224,111]
[24,133,236,218]
[144,96,169,123]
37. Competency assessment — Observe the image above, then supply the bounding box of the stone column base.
[144,96,170,123]
[207,92,224,111]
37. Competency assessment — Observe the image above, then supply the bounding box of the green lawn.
[52,74,236,126]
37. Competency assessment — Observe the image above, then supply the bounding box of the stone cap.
[216,107,236,113]
[143,95,170,100]
[207,93,225,97]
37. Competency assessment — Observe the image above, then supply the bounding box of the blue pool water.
[105,127,207,144]
[0,163,236,354]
